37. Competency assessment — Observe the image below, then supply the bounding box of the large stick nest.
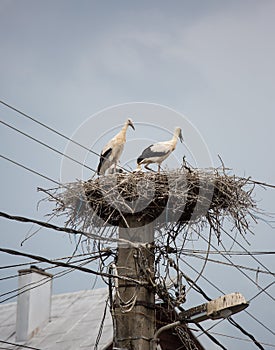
[41,168,257,241]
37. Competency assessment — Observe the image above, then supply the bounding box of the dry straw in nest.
[41,168,257,243]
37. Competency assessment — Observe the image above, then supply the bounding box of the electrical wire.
[176,229,275,344]
[0,247,111,285]
[0,253,110,298]
[227,317,265,350]
[195,323,227,350]
[1,120,96,172]
[195,230,275,302]
[0,252,112,304]
[177,229,275,337]
[94,297,109,350]
[179,261,274,345]
[0,247,145,291]
[0,211,118,243]
[0,273,18,281]
[0,257,98,301]
[0,210,145,248]
[0,340,41,350]
[193,305,266,350]
[0,259,95,304]
[0,154,61,185]
[189,326,275,349]
[0,252,98,270]
[0,100,100,157]
[0,261,38,270]
[245,310,275,337]
[180,258,275,337]
[177,248,275,256]
[248,281,275,303]
[160,240,271,349]
[207,330,275,348]
[219,225,273,275]
[0,99,130,173]
[182,252,274,276]
[157,228,274,347]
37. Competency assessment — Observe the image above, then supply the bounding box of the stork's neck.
[171,132,179,147]
[117,122,129,141]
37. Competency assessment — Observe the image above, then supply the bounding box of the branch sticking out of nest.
[40,168,259,245]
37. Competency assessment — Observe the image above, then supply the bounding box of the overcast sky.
[0,1,275,349]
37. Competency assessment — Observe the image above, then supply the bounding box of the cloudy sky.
[0,1,275,349]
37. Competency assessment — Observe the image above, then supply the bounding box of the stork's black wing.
[137,144,169,164]
[97,148,112,175]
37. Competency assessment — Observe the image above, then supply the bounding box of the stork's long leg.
[145,164,156,172]
[157,164,161,173]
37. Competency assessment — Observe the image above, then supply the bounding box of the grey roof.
[0,288,112,350]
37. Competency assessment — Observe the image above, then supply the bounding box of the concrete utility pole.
[113,217,155,350]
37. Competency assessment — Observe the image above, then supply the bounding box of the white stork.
[137,127,183,172]
[97,118,135,175]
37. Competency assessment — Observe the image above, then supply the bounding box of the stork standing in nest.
[97,118,135,175]
[137,127,183,172]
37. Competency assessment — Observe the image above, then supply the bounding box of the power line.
[190,326,275,349]
[228,317,265,350]
[182,230,275,338]
[0,153,130,245]
[0,99,100,157]
[219,225,273,276]
[0,254,109,299]
[0,247,145,287]
[181,257,275,337]
[1,120,96,172]
[184,252,274,276]
[248,281,275,303]
[0,273,18,281]
[207,330,275,348]
[0,340,41,350]
[0,210,118,243]
[0,256,101,304]
[0,252,94,270]
[0,154,61,186]
[195,323,227,350]
[0,257,96,300]
[181,264,268,350]
[186,276,267,350]
[162,244,272,349]
[245,310,275,337]
[179,248,275,256]
[94,297,109,349]
[189,228,275,338]
[0,99,130,173]
[0,261,38,270]
[0,248,110,279]
[196,230,275,302]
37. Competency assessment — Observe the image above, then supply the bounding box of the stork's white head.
[175,127,183,143]
[126,118,135,130]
